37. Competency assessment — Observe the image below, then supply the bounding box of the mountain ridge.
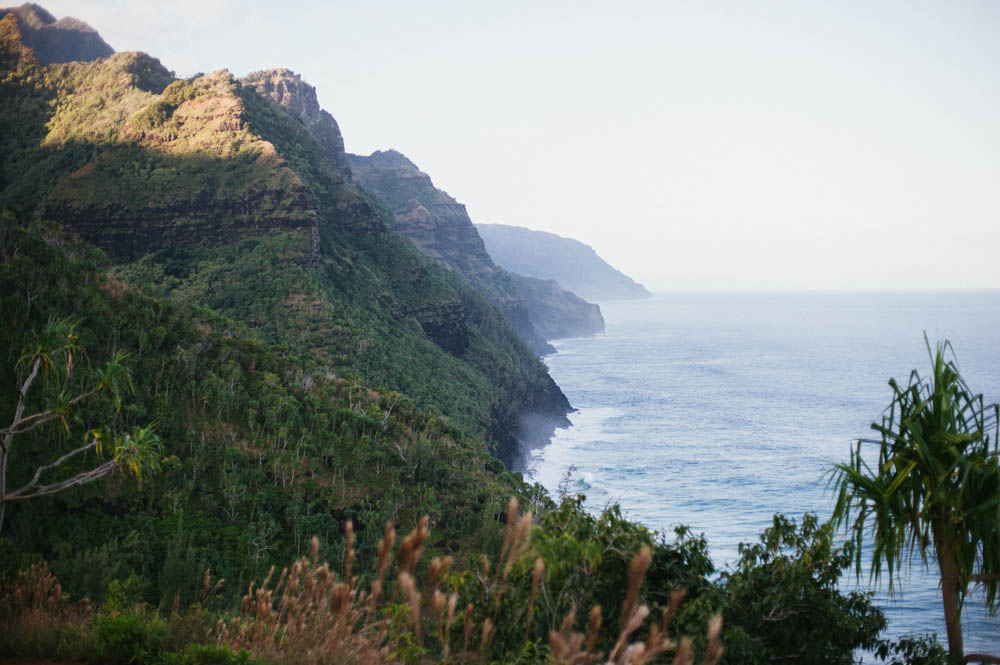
[0,13,569,466]
[477,223,652,302]
[348,150,604,351]
[0,2,113,63]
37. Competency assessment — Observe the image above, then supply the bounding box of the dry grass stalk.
[398,571,421,644]
[397,516,429,576]
[0,562,92,650]
[367,522,396,615]
[213,499,723,665]
[200,568,225,606]
[525,557,545,627]
[462,602,474,653]
[344,521,356,591]
[620,545,652,633]
[538,542,720,665]
[586,605,603,656]
[478,617,493,665]
[425,555,453,601]
[702,614,723,665]
[502,510,533,582]
[442,592,458,663]
[217,530,388,665]
[660,589,685,635]
[499,496,520,562]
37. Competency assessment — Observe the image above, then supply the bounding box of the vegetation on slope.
[0,218,532,601]
[348,150,603,350]
[0,19,569,465]
[0,9,962,663]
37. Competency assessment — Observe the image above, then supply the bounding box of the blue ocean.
[527,291,1000,652]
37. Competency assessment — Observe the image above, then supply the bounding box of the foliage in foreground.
[1,501,911,664]
[2,501,726,665]
[0,220,909,662]
[0,218,532,605]
[831,338,1000,664]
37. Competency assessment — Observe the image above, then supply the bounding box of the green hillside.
[0,13,568,466]
[0,9,912,664]
[0,217,533,602]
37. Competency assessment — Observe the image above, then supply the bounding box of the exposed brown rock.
[243,68,351,179]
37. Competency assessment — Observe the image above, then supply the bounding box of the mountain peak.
[243,68,351,178]
[355,149,419,170]
[0,2,114,63]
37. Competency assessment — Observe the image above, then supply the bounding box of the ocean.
[526,291,1000,652]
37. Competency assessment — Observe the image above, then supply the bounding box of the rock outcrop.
[0,3,113,63]
[243,68,351,180]
[37,68,318,259]
[476,224,651,302]
[348,150,604,350]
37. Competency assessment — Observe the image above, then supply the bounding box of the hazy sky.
[38,1,1000,290]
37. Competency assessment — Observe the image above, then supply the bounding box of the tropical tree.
[831,338,1000,664]
[1,317,161,533]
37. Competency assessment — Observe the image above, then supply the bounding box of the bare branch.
[3,459,117,502]
[5,439,100,499]
[3,358,40,453]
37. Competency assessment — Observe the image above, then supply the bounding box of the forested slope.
[0,14,569,465]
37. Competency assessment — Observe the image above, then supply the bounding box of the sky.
[36,1,1000,290]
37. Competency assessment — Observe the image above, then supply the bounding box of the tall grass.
[0,562,93,658]
[214,498,723,665]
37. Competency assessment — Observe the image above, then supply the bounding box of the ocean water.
[527,291,1000,652]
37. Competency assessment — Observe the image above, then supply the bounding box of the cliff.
[476,223,652,302]
[509,273,604,340]
[243,68,352,179]
[0,14,569,466]
[348,150,604,349]
[0,3,113,63]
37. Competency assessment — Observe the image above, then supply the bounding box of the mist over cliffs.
[348,150,604,348]
[477,223,652,302]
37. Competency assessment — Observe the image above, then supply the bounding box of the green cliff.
[348,150,604,348]
[0,12,569,466]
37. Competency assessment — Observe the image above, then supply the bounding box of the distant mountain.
[0,2,113,63]
[476,224,651,302]
[347,150,603,349]
[507,273,603,341]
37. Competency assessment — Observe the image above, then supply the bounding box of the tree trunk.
[936,534,965,664]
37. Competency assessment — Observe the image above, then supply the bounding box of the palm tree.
[1,317,161,533]
[831,338,1000,664]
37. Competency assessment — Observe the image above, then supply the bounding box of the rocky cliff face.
[36,67,319,259]
[348,150,500,280]
[0,19,571,468]
[348,150,604,350]
[242,68,351,180]
[509,274,604,340]
[476,223,651,302]
[0,3,113,63]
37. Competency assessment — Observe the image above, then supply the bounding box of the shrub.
[94,612,171,665]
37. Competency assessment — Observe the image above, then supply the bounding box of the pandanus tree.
[831,338,1000,664]
[1,317,161,533]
